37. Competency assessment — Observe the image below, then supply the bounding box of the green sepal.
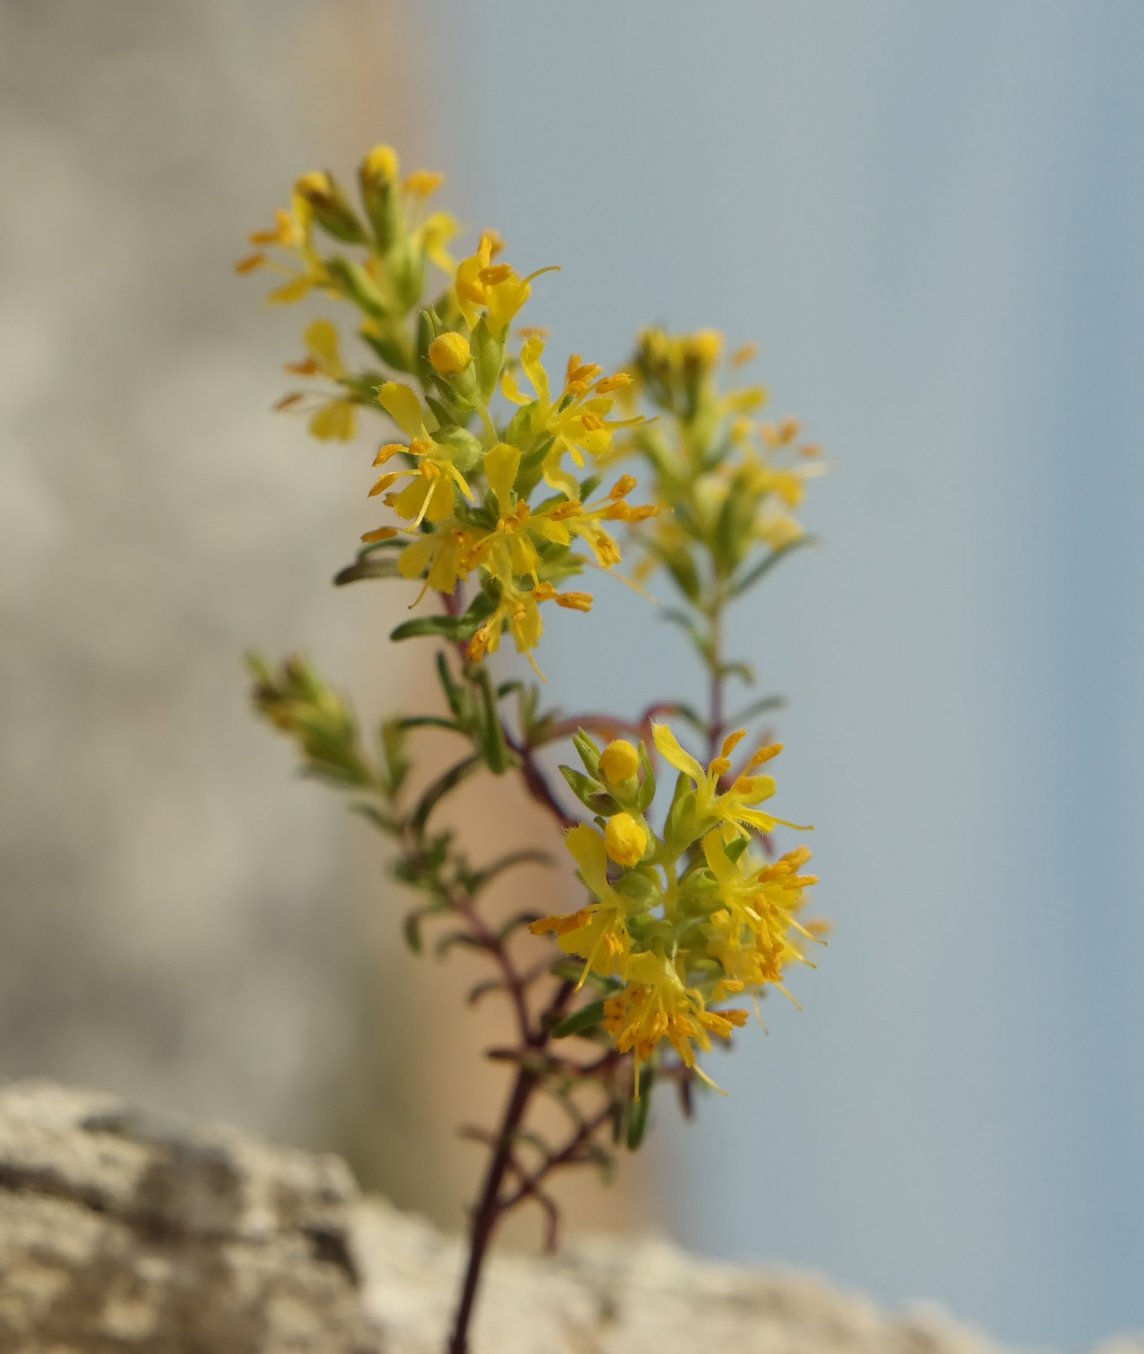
[324,257,387,320]
[636,743,657,812]
[360,327,411,373]
[571,729,601,778]
[470,316,504,401]
[559,765,618,814]
[663,548,701,605]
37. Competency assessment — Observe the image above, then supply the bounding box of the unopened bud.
[604,812,648,867]
[599,740,640,786]
[428,331,472,375]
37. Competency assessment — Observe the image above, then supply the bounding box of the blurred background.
[3,1,1143,1346]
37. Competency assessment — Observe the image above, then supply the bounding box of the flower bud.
[294,171,364,244]
[358,144,401,248]
[599,740,639,786]
[428,331,472,376]
[604,812,648,867]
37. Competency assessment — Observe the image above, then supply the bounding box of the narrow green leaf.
[410,755,481,836]
[729,535,817,599]
[551,997,608,1040]
[626,1066,654,1150]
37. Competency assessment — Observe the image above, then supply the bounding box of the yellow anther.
[609,474,638,500]
[719,729,747,760]
[427,331,472,376]
[404,169,444,198]
[554,591,593,612]
[595,372,633,394]
[745,742,783,770]
[603,813,648,868]
[599,740,640,785]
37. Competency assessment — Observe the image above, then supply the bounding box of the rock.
[2,1080,1143,1354]
[0,1081,379,1352]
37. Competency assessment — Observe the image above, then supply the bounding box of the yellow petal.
[266,274,314,306]
[500,367,530,406]
[484,442,521,511]
[520,335,550,407]
[303,319,345,378]
[564,824,612,901]
[651,723,705,783]
[702,830,736,884]
[377,382,423,437]
[308,399,356,442]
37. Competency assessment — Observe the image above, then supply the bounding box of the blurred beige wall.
[0,0,645,1241]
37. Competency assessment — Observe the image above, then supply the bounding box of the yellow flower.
[500,335,643,496]
[283,319,358,442]
[530,824,633,985]
[454,231,556,337]
[370,438,474,527]
[701,832,819,1003]
[603,951,748,1095]
[652,724,810,841]
[244,192,327,305]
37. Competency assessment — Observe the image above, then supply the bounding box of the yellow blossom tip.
[427,331,471,375]
[595,373,633,394]
[686,329,724,366]
[746,742,783,769]
[609,474,638,500]
[234,253,266,275]
[361,144,399,184]
[294,170,334,201]
[360,527,397,543]
[599,740,640,785]
[603,813,647,868]
[731,341,759,367]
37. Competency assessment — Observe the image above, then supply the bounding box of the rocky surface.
[0,1081,378,1352]
[1,1080,1142,1354]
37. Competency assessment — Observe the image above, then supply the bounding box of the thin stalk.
[447,980,574,1354]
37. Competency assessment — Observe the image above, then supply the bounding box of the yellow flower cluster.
[617,327,824,594]
[533,723,823,1093]
[239,145,657,672]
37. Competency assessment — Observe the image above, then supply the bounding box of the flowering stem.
[447,979,574,1354]
[705,584,728,762]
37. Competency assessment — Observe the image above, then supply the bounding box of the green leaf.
[334,555,401,586]
[551,998,608,1039]
[726,694,785,726]
[626,1066,654,1150]
[394,714,463,733]
[728,535,817,599]
[389,613,465,643]
[469,849,553,896]
[435,930,487,958]
[410,755,481,836]
[350,803,395,834]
